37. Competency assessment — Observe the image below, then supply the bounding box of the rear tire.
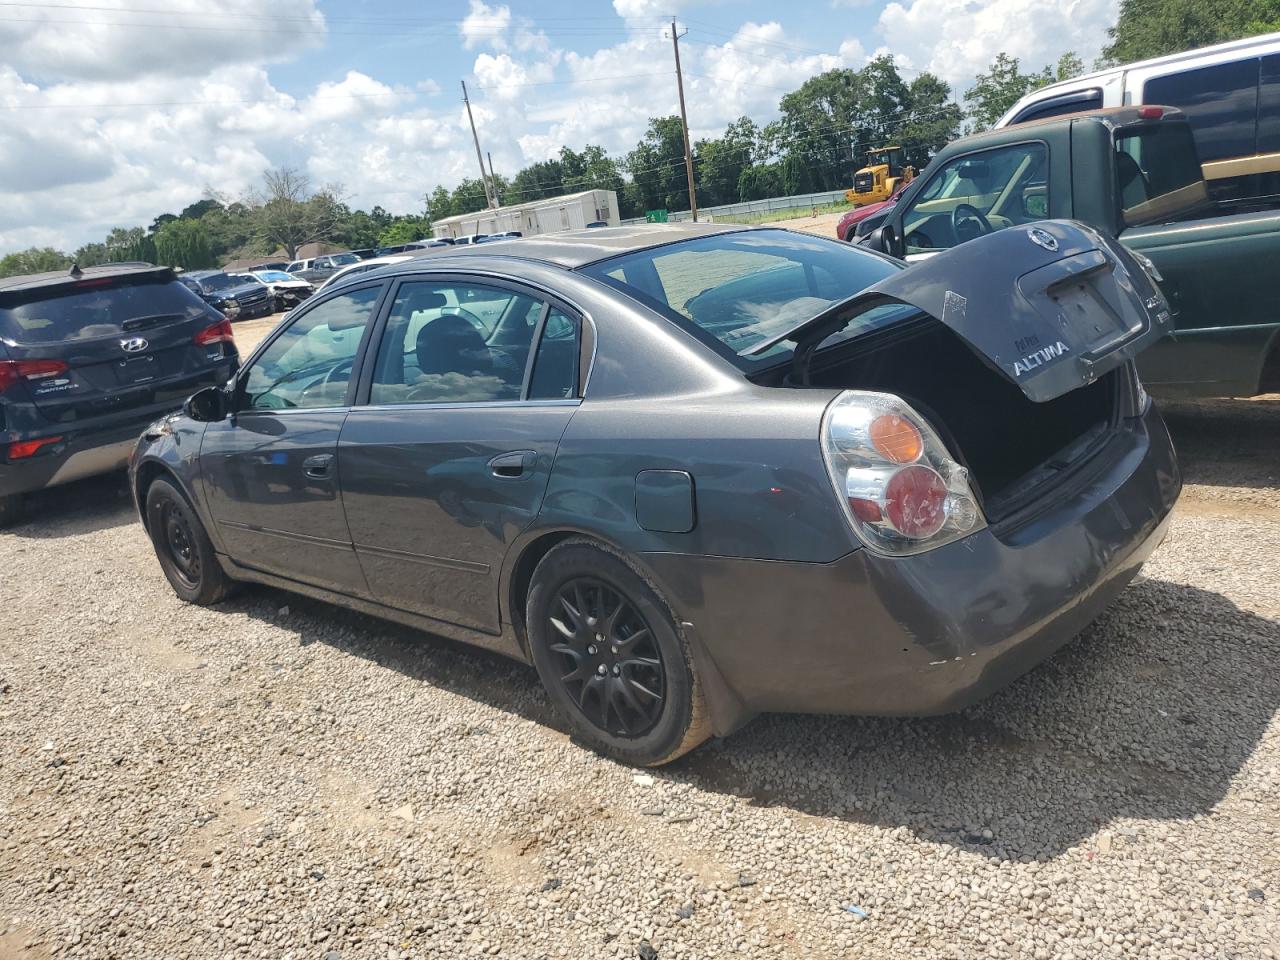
[0,493,25,529]
[145,478,236,605]
[527,538,709,766]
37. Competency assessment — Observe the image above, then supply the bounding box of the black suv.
[0,262,239,526]
[179,271,273,320]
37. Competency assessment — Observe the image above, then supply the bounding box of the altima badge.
[120,337,149,353]
[1027,227,1058,252]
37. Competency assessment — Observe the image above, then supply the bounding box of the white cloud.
[459,0,512,50]
[611,0,676,17]
[0,0,324,81]
[876,0,1117,90]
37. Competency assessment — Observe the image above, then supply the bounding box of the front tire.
[527,539,709,766]
[145,477,236,605]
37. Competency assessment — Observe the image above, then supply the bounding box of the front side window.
[900,142,1048,253]
[1114,122,1211,225]
[369,281,548,405]
[241,286,381,410]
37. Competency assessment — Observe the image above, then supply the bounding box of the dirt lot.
[0,340,1276,957]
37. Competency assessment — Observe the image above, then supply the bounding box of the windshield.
[331,253,360,266]
[1114,122,1211,226]
[580,229,917,369]
[197,274,244,292]
[254,271,295,282]
[0,276,208,344]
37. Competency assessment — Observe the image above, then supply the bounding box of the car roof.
[0,261,172,294]
[374,222,746,273]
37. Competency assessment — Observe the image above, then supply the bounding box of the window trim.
[352,271,590,409]
[230,278,390,416]
[1009,88,1103,125]
[897,138,1050,254]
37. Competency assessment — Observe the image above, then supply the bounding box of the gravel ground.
[0,397,1276,960]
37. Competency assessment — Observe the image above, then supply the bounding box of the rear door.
[0,270,234,422]
[338,275,583,634]
[200,282,385,592]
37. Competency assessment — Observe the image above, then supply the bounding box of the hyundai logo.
[1027,227,1059,252]
[120,337,149,354]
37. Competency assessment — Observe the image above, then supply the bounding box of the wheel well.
[133,461,177,532]
[507,530,578,654]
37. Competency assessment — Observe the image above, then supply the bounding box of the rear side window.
[1114,123,1210,225]
[0,276,208,344]
[1143,59,1260,162]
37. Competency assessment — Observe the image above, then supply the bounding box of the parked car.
[179,271,274,320]
[249,261,291,272]
[317,253,418,291]
[284,253,363,283]
[375,240,453,257]
[0,262,238,526]
[861,105,1280,398]
[349,249,377,261]
[836,181,909,242]
[996,31,1280,209]
[247,270,314,312]
[132,223,1178,765]
[451,234,488,245]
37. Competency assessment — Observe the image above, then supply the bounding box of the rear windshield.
[0,276,208,344]
[197,274,244,291]
[331,253,360,266]
[1115,122,1211,225]
[579,229,917,369]
[255,270,295,282]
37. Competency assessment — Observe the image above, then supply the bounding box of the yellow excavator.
[845,145,915,208]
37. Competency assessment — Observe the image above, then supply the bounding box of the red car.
[836,182,908,242]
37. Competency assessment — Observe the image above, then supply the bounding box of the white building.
[431,189,620,240]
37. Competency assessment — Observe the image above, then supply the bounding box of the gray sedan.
[130,222,1180,766]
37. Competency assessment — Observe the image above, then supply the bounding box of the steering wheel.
[951,203,993,243]
[300,357,354,403]
[441,306,487,337]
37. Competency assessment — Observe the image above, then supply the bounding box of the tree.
[696,117,760,206]
[0,247,71,278]
[245,167,346,260]
[898,73,964,170]
[72,242,110,268]
[154,219,215,270]
[508,158,566,203]
[1052,52,1085,82]
[964,53,1050,132]
[377,216,432,246]
[737,163,783,201]
[104,227,156,263]
[1103,0,1280,65]
[625,116,689,213]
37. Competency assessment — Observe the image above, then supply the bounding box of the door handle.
[303,453,333,479]
[488,450,537,479]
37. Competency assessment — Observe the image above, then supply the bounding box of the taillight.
[822,391,985,555]
[194,318,234,346]
[0,358,70,393]
[9,436,63,459]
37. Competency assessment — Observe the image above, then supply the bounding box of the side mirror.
[863,223,900,257]
[184,385,230,423]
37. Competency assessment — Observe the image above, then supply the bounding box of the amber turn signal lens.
[869,414,923,463]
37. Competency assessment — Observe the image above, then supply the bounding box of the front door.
[338,277,583,633]
[200,284,384,593]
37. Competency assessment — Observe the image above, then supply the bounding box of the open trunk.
[781,316,1122,521]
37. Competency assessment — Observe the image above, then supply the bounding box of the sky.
[0,0,1120,253]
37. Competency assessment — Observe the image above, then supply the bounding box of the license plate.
[118,355,157,385]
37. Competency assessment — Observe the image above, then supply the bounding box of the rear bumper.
[642,405,1181,721]
[0,360,235,498]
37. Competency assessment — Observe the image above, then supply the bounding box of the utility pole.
[487,152,501,207]
[668,17,698,221]
[461,80,497,209]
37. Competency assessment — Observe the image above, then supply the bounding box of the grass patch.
[713,200,854,225]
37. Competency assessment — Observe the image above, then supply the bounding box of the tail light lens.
[9,436,63,459]
[821,391,985,555]
[0,358,70,393]
[194,318,234,346]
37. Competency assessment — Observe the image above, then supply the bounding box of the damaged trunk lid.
[772,220,1173,402]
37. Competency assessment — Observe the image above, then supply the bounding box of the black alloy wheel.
[526,539,710,766]
[547,577,666,737]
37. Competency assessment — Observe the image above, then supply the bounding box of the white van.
[996,32,1280,205]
